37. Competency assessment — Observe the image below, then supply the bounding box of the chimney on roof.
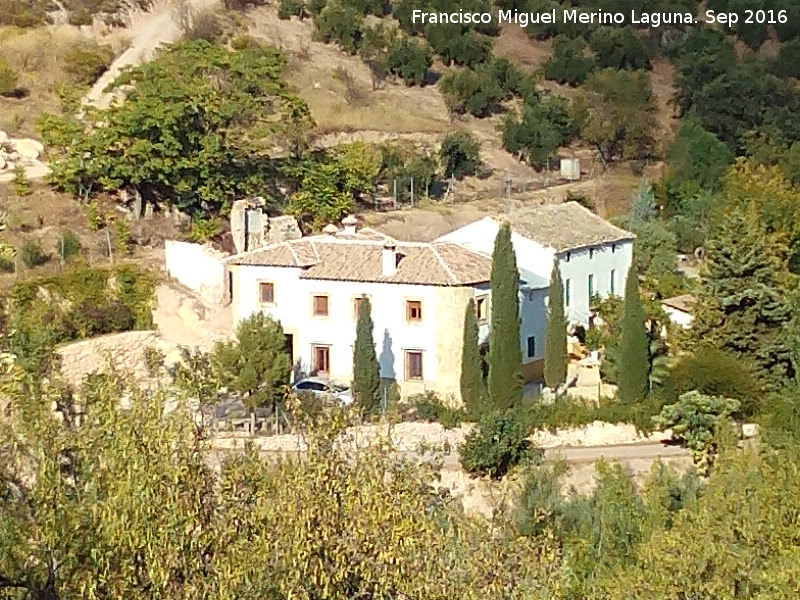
[382,240,397,277]
[342,214,358,235]
[322,223,339,235]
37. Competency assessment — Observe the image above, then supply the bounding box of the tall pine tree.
[544,262,568,389]
[487,222,522,410]
[617,259,649,404]
[460,298,483,416]
[352,298,382,415]
[691,205,794,388]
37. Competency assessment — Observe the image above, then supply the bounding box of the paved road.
[434,440,690,470]
[544,441,690,464]
[207,439,691,473]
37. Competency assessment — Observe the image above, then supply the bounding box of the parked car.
[291,377,353,405]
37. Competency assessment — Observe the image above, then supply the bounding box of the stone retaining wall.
[57,330,158,385]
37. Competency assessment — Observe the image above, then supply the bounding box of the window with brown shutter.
[405,350,423,380]
[259,282,274,304]
[312,345,330,373]
[313,295,329,316]
[354,296,367,318]
[406,300,422,322]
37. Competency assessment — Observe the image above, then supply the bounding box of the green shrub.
[411,392,464,429]
[11,10,44,27]
[230,34,263,50]
[653,391,740,470]
[278,0,306,19]
[12,165,31,196]
[386,36,432,86]
[760,392,800,449]
[500,96,575,169]
[544,35,595,86]
[68,7,93,26]
[0,57,18,96]
[20,240,49,268]
[438,65,502,117]
[424,26,491,68]
[460,409,533,478]
[524,396,660,434]
[584,327,604,351]
[439,130,481,179]
[70,300,136,337]
[144,345,166,377]
[589,26,651,71]
[313,3,363,54]
[668,345,760,417]
[62,43,115,86]
[55,230,82,262]
[188,215,222,243]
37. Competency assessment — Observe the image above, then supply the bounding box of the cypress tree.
[544,261,568,389]
[487,222,522,410]
[460,297,483,417]
[617,258,649,404]
[352,298,381,415]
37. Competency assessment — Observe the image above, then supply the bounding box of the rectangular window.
[565,278,571,307]
[589,248,595,259]
[588,273,595,298]
[406,300,422,322]
[476,296,488,322]
[259,282,274,304]
[354,296,366,318]
[610,269,616,295]
[565,252,571,262]
[527,336,536,358]
[313,295,329,316]
[405,350,423,380]
[312,345,330,373]
[611,243,617,254]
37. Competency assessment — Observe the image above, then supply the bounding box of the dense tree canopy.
[690,205,796,388]
[211,312,291,412]
[501,96,576,169]
[573,69,658,163]
[39,40,313,214]
[0,365,560,600]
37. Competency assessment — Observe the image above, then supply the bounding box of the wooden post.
[105,229,113,263]
[393,179,397,209]
[410,176,414,207]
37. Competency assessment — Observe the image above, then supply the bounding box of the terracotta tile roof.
[228,230,491,286]
[507,202,634,252]
[661,294,696,314]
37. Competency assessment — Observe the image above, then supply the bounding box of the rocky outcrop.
[0,132,49,181]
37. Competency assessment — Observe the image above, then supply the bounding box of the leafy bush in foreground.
[461,409,533,478]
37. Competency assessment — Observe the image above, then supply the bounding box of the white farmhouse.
[225,219,494,403]
[437,201,635,329]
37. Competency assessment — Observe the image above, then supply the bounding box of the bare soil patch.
[492,21,553,71]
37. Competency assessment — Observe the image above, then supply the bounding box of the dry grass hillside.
[0,25,128,137]
[246,7,678,216]
[247,8,450,136]
[0,4,681,260]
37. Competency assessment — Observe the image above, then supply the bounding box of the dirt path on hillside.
[83,0,219,108]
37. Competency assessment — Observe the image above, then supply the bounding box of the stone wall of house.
[164,240,229,305]
[56,330,159,385]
